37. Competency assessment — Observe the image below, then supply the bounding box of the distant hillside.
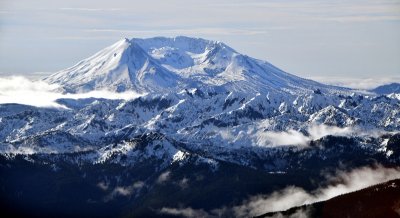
[257,178,400,218]
[371,83,400,95]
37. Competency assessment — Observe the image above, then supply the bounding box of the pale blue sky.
[0,0,399,80]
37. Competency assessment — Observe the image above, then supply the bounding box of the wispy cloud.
[0,10,13,14]
[160,207,210,218]
[209,0,400,23]
[311,76,400,90]
[85,27,270,36]
[257,130,309,147]
[232,165,400,217]
[0,72,52,80]
[103,181,145,202]
[218,124,358,148]
[256,125,355,147]
[0,76,144,108]
[157,171,171,184]
[160,165,400,217]
[323,15,400,22]
[59,8,123,12]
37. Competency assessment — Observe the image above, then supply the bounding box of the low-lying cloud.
[102,181,145,202]
[160,207,210,218]
[232,165,400,217]
[311,76,400,90]
[0,76,144,108]
[216,123,388,148]
[257,124,355,147]
[160,165,400,218]
[157,171,171,184]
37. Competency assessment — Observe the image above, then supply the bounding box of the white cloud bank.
[160,165,400,218]
[102,181,145,202]
[157,171,171,184]
[232,165,400,217]
[311,76,400,90]
[252,124,358,147]
[0,76,144,108]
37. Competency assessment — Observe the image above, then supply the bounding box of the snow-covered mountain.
[2,36,400,217]
[2,36,399,161]
[1,37,398,161]
[44,36,346,95]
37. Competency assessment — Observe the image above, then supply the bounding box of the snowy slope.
[44,38,178,93]
[44,36,347,95]
[0,89,399,166]
[371,83,400,95]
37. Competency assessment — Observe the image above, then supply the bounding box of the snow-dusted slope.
[371,83,400,95]
[44,36,346,95]
[0,89,399,166]
[44,38,178,93]
[2,36,399,169]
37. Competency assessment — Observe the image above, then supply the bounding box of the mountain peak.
[371,83,400,95]
[44,36,346,94]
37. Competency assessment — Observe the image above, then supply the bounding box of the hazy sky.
[0,0,399,80]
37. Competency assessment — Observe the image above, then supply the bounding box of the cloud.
[0,10,13,14]
[0,76,144,108]
[209,0,400,23]
[257,130,309,147]
[257,124,355,147]
[0,76,62,108]
[311,76,400,90]
[307,124,353,139]
[160,207,210,218]
[103,181,145,202]
[269,209,310,218]
[256,124,395,148]
[59,8,123,12]
[157,171,171,184]
[159,165,400,217]
[232,165,400,217]
[216,123,387,148]
[97,181,109,191]
[85,27,270,36]
[112,186,133,196]
[0,76,59,92]
[323,15,400,22]
[232,187,311,217]
[178,177,190,189]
